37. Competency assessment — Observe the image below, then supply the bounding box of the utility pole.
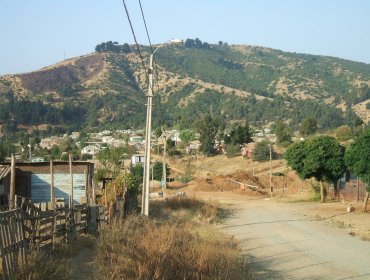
[268,144,273,197]
[162,135,167,189]
[141,39,183,216]
[69,153,74,209]
[142,53,154,216]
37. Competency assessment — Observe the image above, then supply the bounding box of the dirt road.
[197,192,370,280]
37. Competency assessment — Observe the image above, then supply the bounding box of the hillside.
[0,41,369,135]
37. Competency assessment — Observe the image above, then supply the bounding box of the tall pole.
[142,53,154,216]
[268,144,272,197]
[50,160,55,209]
[69,153,74,209]
[162,135,167,189]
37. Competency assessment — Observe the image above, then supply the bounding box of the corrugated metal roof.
[0,165,10,180]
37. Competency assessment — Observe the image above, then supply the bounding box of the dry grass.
[14,246,71,280]
[96,197,252,280]
[12,235,96,280]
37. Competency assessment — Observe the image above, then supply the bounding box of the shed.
[0,161,94,207]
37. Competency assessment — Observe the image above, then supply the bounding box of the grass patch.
[14,246,71,280]
[96,196,251,280]
[13,235,96,280]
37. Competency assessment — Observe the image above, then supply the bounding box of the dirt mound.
[192,171,267,193]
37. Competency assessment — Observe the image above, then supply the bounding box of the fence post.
[69,153,74,209]
[50,160,54,209]
[9,154,16,210]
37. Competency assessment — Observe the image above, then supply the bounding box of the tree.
[345,108,363,127]
[285,136,345,202]
[300,117,317,136]
[152,161,170,181]
[179,129,196,146]
[253,141,272,162]
[122,43,131,53]
[274,121,292,145]
[224,124,253,146]
[197,114,220,156]
[345,129,370,211]
[96,146,130,178]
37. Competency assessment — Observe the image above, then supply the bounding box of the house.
[98,130,111,137]
[70,132,80,140]
[129,135,144,142]
[39,136,65,149]
[0,161,94,207]
[131,154,145,165]
[81,145,101,156]
[185,140,201,154]
[158,130,182,146]
[241,142,256,159]
[101,136,115,144]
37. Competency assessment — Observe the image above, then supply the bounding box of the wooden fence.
[0,196,129,279]
[0,209,26,280]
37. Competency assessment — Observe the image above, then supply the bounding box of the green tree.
[96,146,131,178]
[224,124,253,146]
[179,129,196,146]
[285,136,345,202]
[345,107,363,127]
[152,161,170,181]
[334,125,353,141]
[345,129,370,211]
[299,117,318,136]
[253,141,272,162]
[197,114,220,156]
[130,164,144,187]
[274,121,292,145]
[225,144,240,158]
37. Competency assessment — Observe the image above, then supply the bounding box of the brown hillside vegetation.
[19,53,104,93]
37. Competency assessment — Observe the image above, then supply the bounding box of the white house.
[81,145,101,156]
[131,154,145,165]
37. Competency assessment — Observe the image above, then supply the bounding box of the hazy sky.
[1,0,370,75]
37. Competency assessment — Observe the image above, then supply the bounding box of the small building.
[129,135,144,142]
[81,145,101,156]
[241,142,256,159]
[0,161,94,207]
[186,140,201,154]
[131,154,145,165]
[39,136,65,150]
[70,132,80,140]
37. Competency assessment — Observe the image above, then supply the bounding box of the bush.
[225,144,241,158]
[97,197,251,279]
[253,141,272,162]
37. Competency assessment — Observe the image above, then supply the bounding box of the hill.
[0,40,369,135]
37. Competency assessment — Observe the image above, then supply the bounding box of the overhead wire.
[138,0,164,128]
[121,0,149,83]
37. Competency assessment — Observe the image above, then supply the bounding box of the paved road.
[199,192,370,280]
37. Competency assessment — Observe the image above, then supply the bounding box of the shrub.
[97,214,249,279]
[225,144,241,158]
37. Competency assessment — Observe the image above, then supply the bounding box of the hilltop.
[0,40,369,134]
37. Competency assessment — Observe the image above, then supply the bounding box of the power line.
[121,0,149,83]
[138,0,163,126]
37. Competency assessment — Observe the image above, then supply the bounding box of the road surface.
[198,192,370,280]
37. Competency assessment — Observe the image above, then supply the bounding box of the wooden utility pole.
[50,160,55,209]
[69,153,74,209]
[162,135,167,189]
[9,154,16,210]
[268,144,273,197]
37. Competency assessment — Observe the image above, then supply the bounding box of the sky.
[1,0,370,75]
